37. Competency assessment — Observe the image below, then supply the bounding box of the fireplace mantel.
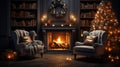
[42,26,76,31]
[41,26,76,52]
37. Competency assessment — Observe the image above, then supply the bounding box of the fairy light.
[91,0,120,62]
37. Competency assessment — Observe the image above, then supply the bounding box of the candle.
[66,57,72,61]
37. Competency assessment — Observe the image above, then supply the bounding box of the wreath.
[48,0,67,18]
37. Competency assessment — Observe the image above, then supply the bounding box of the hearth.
[42,27,76,51]
[47,31,70,50]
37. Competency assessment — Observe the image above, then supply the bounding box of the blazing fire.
[48,32,70,50]
[53,37,63,44]
[49,36,69,50]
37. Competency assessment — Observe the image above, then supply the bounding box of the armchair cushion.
[75,41,84,46]
[73,46,95,53]
[21,36,32,43]
[84,35,97,46]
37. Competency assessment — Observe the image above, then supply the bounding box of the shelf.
[11,0,37,2]
[79,0,101,41]
[11,26,36,27]
[80,0,101,2]
[11,25,36,27]
[42,26,76,30]
[80,26,91,28]
[80,17,94,19]
[80,8,97,10]
[10,0,38,31]
[11,17,36,19]
[11,26,37,31]
[12,8,37,11]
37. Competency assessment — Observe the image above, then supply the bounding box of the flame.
[7,54,14,59]
[111,59,114,62]
[115,56,119,60]
[53,36,64,44]
[109,55,112,58]
[7,55,11,59]
[55,37,63,44]
[66,57,72,61]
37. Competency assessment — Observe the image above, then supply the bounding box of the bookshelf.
[79,0,101,40]
[10,0,38,31]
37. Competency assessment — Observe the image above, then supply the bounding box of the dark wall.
[40,0,80,23]
[40,0,120,24]
[110,0,120,25]
[0,0,10,51]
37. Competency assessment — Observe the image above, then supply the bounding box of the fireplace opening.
[47,31,71,50]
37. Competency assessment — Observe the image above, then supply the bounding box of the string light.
[91,0,120,62]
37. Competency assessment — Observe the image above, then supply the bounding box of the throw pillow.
[84,35,97,46]
[21,36,32,43]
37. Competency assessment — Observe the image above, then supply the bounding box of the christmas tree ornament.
[91,0,120,62]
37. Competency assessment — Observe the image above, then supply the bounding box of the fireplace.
[42,26,76,51]
[47,31,70,50]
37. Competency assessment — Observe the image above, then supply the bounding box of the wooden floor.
[0,52,120,67]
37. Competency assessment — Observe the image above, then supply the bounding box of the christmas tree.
[91,0,120,62]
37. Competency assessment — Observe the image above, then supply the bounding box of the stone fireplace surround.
[42,26,76,52]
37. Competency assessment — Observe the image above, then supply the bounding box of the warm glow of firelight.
[54,37,63,44]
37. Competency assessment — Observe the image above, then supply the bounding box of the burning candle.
[52,24,55,27]
[7,54,12,59]
[108,55,112,59]
[66,57,72,61]
[6,51,17,60]
[7,53,14,60]
[81,34,83,37]
[111,59,114,62]
[115,56,119,60]
[44,23,47,26]
[69,24,72,27]
[61,24,64,27]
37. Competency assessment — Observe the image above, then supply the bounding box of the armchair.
[12,29,44,57]
[73,30,108,59]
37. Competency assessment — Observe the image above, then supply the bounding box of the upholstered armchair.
[12,29,44,57]
[73,30,108,59]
